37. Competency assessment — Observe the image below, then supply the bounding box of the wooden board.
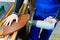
[2,14,30,35]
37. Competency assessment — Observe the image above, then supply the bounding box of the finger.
[3,19,9,26]
[9,20,13,26]
[3,17,9,25]
[46,17,49,19]
[44,19,47,21]
[5,20,9,26]
[45,17,49,21]
[50,19,57,23]
[16,17,18,23]
[48,16,53,19]
[4,18,7,22]
[3,20,7,26]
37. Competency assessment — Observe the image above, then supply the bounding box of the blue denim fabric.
[28,14,57,40]
[28,0,60,39]
[35,0,60,18]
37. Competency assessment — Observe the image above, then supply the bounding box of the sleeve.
[14,0,24,13]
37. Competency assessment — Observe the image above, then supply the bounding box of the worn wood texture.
[2,14,30,35]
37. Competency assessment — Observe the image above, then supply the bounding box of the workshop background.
[0,0,60,40]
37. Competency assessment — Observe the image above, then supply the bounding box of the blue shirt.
[35,0,60,19]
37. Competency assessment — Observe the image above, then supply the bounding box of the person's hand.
[44,16,57,23]
[3,13,18,26]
